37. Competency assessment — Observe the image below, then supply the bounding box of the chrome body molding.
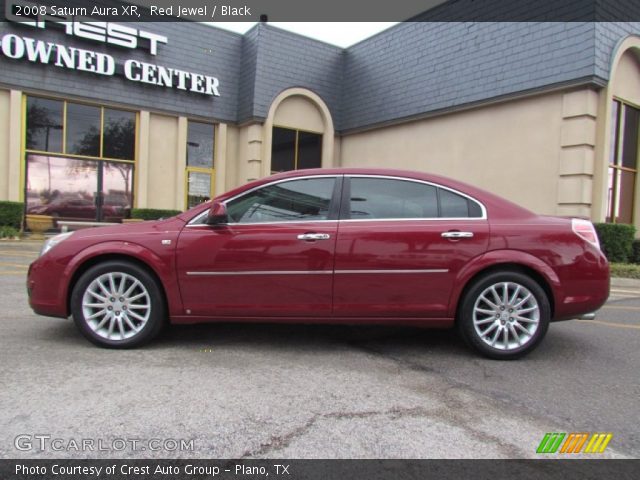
[186,269,449,276]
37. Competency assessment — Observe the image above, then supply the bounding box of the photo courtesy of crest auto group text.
[0,0,639,478]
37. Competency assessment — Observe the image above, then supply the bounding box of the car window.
[348,178,438,219]
[347,177,484,220]
[226,177,335,223]
[439,188,483,218]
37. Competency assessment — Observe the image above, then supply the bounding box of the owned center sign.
[1,0,221,97]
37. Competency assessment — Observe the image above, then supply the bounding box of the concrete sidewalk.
[610,277,640,289]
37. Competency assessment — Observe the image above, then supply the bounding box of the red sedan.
[27,168,609,359]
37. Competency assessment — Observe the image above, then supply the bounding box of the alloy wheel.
[472,281,540,351]
[81,272,151,341]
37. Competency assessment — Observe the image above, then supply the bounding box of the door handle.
[441,231,474,239]
[297,233,331,241]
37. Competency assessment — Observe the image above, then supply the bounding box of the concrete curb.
[610,277,640,289]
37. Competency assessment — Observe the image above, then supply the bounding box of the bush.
[594,223,636,263]
[610,262,640,279]
[130,208,182,221]
[0,201,24,229]
[0,226,20,239]
[632,239,640,265]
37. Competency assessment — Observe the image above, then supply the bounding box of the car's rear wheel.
[70,261,165,348]
[458,271,550,360]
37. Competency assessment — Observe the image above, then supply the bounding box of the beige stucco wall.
[273,96,324,132]
[0,89,10,200]
[0,89,22,202]
[612,50,640,102]
[340,92,570,216]
[223,124,240,192]
[138,113,182,210]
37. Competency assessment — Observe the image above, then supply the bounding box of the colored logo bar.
[537,433,613,454]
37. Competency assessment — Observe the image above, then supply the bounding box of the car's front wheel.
[70,261,166,348]
[458,271,550,360]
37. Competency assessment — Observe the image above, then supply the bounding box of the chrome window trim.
[339,217,486,223]
[186,173,488,226]
[186,219,339,228]
[187,174,341,226]
[346,174,488,221]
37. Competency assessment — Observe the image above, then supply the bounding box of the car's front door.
[176,176,341,317]
[333,176,489,318]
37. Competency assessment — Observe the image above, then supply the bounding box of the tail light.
[572,218,600,249]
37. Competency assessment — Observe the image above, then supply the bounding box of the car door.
[176,175,341,317]
[333,175,489,318]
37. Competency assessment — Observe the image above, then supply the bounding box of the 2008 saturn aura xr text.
[27,168,610,359]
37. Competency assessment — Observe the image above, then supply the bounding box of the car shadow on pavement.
[159,322,472,356]
[36,317,595,365]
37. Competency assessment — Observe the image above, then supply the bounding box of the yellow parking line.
[602,305,640,311]
[576,320,640,330]
[0,250,38,257]
[0,262,29,268]
[0,271,27,276]
[610,289,640,294]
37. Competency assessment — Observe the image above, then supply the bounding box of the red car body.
[27,168,609,355]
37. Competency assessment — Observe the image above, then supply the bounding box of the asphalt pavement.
[0,240,638,459]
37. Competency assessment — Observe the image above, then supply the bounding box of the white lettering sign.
[0,34,221,97]
[6,0,168,55]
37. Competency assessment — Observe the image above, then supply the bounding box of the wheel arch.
[66,253,170,319]
[451,260,558,323]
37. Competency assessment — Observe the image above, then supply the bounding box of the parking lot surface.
[1,240,638,459]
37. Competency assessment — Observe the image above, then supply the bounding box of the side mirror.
[206,202,228,225]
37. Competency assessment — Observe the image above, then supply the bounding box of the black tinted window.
[348,178,438,219]
[439,189,483,218]
[26,97,63,152]
[227,177,335,223]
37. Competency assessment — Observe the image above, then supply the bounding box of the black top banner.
[1,0,640,22]
[2,459,640,480]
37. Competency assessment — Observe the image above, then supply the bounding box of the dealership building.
[1,13,640,229]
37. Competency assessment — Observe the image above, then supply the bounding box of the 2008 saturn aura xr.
[27,168,610,359]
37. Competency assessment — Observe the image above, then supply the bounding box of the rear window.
[439,188,483,218]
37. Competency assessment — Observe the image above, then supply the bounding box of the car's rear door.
[333,175,489,318]
[176,175,341,317]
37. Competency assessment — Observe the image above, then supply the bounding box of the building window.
[24,95,136,223]
[607,100,639,224]
[186,120,215,208]
[271,127,322,173]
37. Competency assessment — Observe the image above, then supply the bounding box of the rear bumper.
[553,249,609,321]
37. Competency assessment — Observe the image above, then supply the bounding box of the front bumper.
[27,256,69,318]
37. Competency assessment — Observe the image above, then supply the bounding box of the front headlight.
[40,232,74,256]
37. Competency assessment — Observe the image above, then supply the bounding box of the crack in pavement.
[241,406,438,458]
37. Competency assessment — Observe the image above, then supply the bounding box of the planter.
[122,218,145,223]
[25,214,54,240]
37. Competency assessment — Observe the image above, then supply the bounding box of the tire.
[70,260,166,348]
[457,271,550,360]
